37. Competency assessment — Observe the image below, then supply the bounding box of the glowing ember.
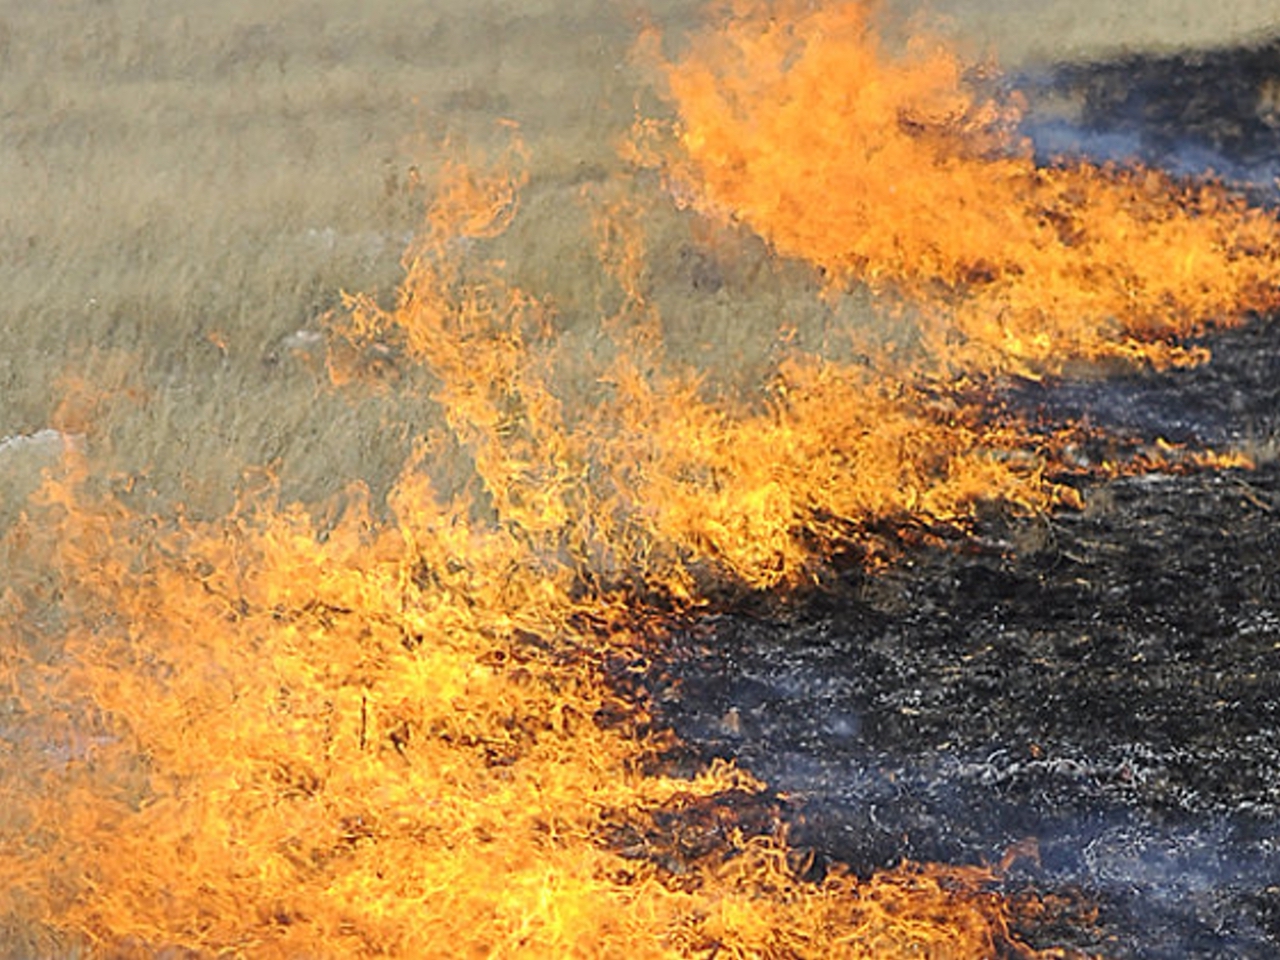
[3,1,1278,957]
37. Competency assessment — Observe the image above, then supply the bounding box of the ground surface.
[5,4,1280,957]
[659,456,1280,957]
[653,39,1280,959]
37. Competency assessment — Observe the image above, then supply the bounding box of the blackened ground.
[1015,36,1280,198]
[652,319,1280,959]
[1000,311,1280,451]
[650,229,1280,954]
[649,38,1280,959]
[655,449,1280,958]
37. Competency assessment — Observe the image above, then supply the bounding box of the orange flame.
[0,159,1070,956]
[654,0,1280,376]
[7,1,1279,956]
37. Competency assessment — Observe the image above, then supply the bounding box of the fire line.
[3,1,1278,957]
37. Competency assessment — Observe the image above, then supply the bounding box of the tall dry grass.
[0,0,725,526]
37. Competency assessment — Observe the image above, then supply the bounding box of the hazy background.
[915,0,1279,63]
[2,0,1277,527]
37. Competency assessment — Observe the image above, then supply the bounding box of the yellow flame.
[0,156,1063,956]
[655,0,1280,376]
[7,1,1278,956]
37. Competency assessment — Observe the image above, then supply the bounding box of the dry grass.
[0,0,722,525]
[5,0,1271,529]
[898,0,1280,65]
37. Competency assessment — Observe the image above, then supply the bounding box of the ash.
[659,457,1280,958]
[658,305,1280,959]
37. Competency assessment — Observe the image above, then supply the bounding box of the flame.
[653,0,1280,377]
[5,1,1279,956]
[0,158,1066,957]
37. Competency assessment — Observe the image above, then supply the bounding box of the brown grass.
[0,0,722,526]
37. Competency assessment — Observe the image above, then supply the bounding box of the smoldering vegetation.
[1017,34,1280,198]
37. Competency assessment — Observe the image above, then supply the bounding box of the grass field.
[3,2,1279,956]
[5,0,1276,528]
[0,0,695,526]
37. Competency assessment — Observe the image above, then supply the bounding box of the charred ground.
[651,40,1280,960]
[653,320,1280,959]
[1020,33,1280,195]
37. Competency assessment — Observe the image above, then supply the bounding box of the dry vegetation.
[0,0,717,525]
[3,2,1279,957]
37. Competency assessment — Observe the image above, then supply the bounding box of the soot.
[655,455,1280,958]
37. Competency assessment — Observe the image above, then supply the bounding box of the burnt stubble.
[658,417,1280,958]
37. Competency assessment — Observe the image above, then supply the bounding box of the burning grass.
[647,0,1280,376]
[0,144,1076,960]
[4,1,1280,956]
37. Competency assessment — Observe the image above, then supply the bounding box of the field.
[0,0,649,523]
[5,0,1278,522]
[4,1,1280,957]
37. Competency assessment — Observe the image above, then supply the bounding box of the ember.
[2,2,1278,957]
